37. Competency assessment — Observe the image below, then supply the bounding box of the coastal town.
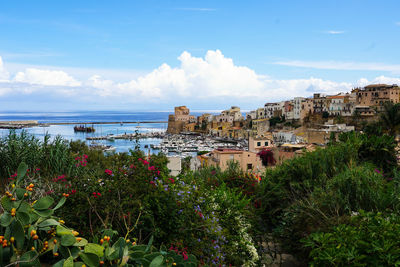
[1,83,398,176]
[164,83,400,175]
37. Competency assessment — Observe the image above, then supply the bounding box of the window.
[257,142,261,146]
[230,154,234,160]
[247,164,253,170]
[264,141,268,146]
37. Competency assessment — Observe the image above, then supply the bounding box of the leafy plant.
[303,211,400,266]
[0,162,197,266]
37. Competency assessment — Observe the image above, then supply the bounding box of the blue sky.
[0,0,400,111]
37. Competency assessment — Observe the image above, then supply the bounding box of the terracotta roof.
[364,84,392,88]
[327,95,346,99]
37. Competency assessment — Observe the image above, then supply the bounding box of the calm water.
[0,111,199,153]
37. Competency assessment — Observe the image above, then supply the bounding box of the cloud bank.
[0,50,399,110]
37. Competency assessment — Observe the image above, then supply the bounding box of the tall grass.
[0,130,75,185]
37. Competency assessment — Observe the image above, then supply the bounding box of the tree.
[380,102,400,136]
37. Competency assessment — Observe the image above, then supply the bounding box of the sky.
[1,0,400,111]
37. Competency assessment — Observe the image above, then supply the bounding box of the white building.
[293,97,305,120]
[214,106,244,123]
[167,156,182,176]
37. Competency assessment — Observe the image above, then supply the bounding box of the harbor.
[151,134,248,157]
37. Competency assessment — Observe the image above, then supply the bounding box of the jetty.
[0,120,39,129]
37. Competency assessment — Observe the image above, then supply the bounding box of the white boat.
[103,145,116,153]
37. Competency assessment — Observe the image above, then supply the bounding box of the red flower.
[168,178,175,184]
[105,169,113,175]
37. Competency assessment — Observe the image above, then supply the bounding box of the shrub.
[0,162,197,266]
[303,211,400,266]
[274,164,397,257]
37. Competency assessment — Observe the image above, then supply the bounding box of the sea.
[0,111,204,154]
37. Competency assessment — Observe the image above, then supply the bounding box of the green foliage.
[339,131,397,173]
[4,128,398,265]
[380,102,400,135]
[269,116,285,127]
[257,131,398,261]
[0,131,80,183]
[0,162,196,267]
[304,211,400,266]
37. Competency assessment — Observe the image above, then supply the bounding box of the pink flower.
[92,192,101,198]
[83,154,88,159]
[105,169,113,175]
[149,181,156,185]
[183,252,188,260]
[168,178,175,184]
[143,160,149,165]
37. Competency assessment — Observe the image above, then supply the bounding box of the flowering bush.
[257,149,276,166]
[1,133,262,265]
[0,162,197,266]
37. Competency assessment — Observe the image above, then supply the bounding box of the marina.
[152,134,248,157]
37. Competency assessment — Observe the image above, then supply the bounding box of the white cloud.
[1,50,400,109]
[325,30,345,34]
[85,50,264,100]
[14,68,81,86]
[274,60,400,73]
[0,56,10,81]
[396,22,400,26]
[357,75,400,87]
